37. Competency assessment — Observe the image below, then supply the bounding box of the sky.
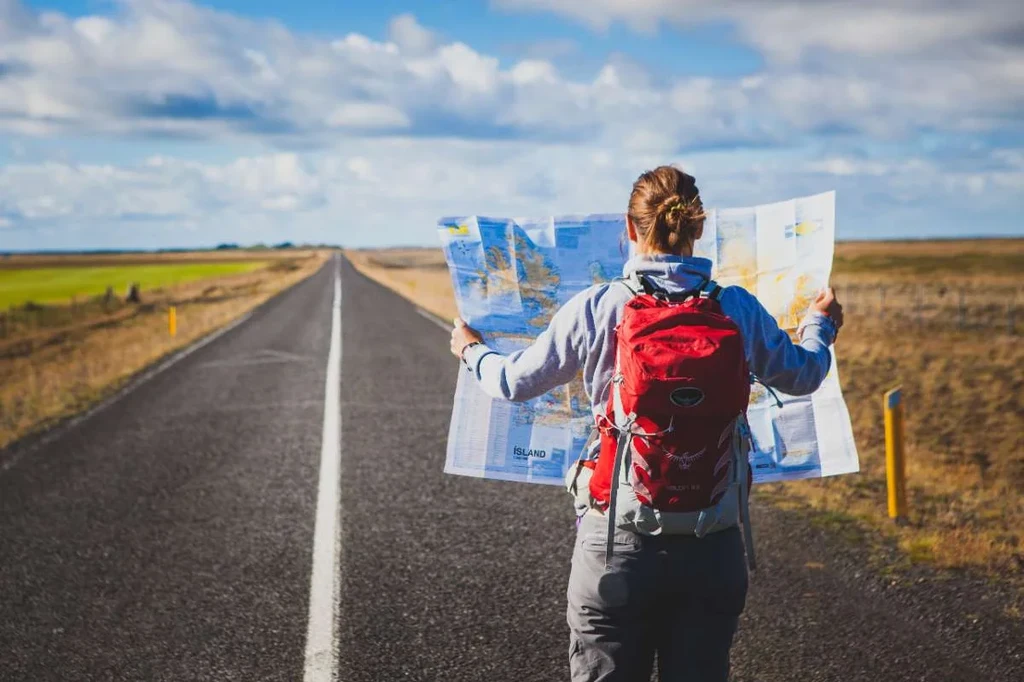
[0,0,1022,250]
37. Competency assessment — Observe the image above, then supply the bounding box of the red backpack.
[567,273,757,569]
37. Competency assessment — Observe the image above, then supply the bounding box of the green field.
[0,261,268,308]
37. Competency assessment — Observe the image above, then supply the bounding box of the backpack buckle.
[694,510,715,538]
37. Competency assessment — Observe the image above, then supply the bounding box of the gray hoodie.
[462,254,837,414]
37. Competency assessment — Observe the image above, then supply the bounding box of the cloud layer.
[0,0,1021,248]
[3,0,1020,144]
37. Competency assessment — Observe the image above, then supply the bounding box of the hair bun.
[657,193,703,227]
[657,194,683,220]
[628,165,706,254]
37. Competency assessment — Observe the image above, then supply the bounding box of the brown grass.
[346,249,459,325]
[837,237,1024,259]
[0,249,314,269]
[0,251,331,451]
[346,243,1023,579]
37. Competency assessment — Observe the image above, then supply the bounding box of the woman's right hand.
[810,287,844,334]
[450,318,483,360]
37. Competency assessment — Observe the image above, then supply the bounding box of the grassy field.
[0,261,268,308]
[346,241,1023,586]
[0,250,331,451]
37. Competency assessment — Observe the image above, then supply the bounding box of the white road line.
[416,307,454,332]
[0,310,253,475]
[303,258,343,682]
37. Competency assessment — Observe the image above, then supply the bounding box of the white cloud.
[345,156,376,183]
[2,138,1022,250]
[326,102,411,129]
[808,158,888,177]
[435,43,500,93]
[0,0,1021,248]
[492,1,1021,58]
[261,194,301,211]
[508,59,559,86]
[0,0,1019,148]
[805,158,942,178]
[387,13,436,56]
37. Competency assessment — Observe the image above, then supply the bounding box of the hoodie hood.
[622,254,713,293]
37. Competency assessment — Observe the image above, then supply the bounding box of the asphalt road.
[1,255,1020,681]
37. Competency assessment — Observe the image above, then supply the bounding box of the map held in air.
[438,192,860,486]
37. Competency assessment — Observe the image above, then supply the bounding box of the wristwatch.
[461,341,483,367]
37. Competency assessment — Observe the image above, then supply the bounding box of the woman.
[449,166,843,681]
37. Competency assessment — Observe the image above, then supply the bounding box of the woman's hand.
[810,287,844,335]
[450,318,483,360]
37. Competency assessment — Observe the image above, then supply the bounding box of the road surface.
[1,256,1020,681]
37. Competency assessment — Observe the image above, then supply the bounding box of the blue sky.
[1,0,1021,250]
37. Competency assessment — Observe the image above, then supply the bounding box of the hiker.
[448,165,843,682]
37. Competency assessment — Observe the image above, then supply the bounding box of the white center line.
[303,258,343,681]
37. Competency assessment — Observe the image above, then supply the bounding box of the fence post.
[879,286,885,318]
[914,286,922,326]
[1009,300,1016,335]
[884,387,908,523]
[168,306,177,337]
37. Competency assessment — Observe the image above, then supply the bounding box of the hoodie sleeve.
[720,287,837,396]
[462,288,593,402]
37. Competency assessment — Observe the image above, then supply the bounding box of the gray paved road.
[1,256,1020,681]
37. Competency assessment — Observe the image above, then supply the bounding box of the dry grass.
[835,238,1019,260]
[346,243,1023,579]
[759,316,1021,575]
[0,251,331,450]
[0,249,310,269]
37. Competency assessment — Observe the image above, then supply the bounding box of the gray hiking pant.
[567,513,749,682]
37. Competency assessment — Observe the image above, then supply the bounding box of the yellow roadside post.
[884,387,908,523]
[169,306,177,338]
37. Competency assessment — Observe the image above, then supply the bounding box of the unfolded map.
[438,191,860,486]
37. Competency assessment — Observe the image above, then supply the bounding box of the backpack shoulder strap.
[613,272,644,296]
[630,271,662,296]
[634,272,710,301]
[701,280,724,301]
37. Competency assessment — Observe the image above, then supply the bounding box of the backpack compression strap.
[604,427,631,569]
[740,474,757,572]
[735,415,757,572]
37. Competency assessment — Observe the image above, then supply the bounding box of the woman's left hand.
[450,318,483,360]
